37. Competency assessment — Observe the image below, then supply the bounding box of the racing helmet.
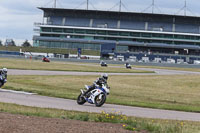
[101,73,108,80]
[2,68,7,74]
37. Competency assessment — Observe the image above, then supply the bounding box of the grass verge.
[0,58,153,73]
[133,65,200,72]
[0,102,200,133]
[3,75,200,112]
[0,46,100,55]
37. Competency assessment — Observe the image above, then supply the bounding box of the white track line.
[0,89,36,95]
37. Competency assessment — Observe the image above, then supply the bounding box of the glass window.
[52,28,63,33]
[108,31,119,35]
[41,27,51,32]
[95,37,105,40]
[116,46,128,52]
[41,34,51,37]
[136,39,144,42]
[175,42,181,44]
[84,36,94,40]
[163,34,173,38]
[119,32,130,36]
[64,29,73,33]
[163,41,173,44]
[95,44,100,50]
[73,35,84,39]
[151,40,163,43]
[60,35,66,38]
[196,36,200,40]
[185,36,191,40]
[196,43,200,46]
[84,44,92,50]
[97,30,106,35]
[141,33,151,37]
[174,35,184,39]
[52,34,60,37]
[152,34,163,38]
[190,36,196,40]
[68,43,73,49]
[40,41,51,47]
[119,38,132,41]
[73,43,84,49]
[108,37,118,41]
[60,42,66,48]
[74,29,85,33]
[130,32,140,37]
[86,30,96,34]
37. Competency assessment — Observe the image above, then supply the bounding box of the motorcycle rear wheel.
[95,93,106,107]
[77,93,86,105]
[0,82,3,88]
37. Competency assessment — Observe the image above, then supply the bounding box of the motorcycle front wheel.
[95,93,106,107]
[77,93,86,105]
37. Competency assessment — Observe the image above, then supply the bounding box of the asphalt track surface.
[8,68,200,76]
[0,90,200,122]
[1,68,200,122]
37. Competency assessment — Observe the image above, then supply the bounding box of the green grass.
[133,65,200,72]
[3,75,200,112]
[0,102,200,133]
[0,58,153,73]
[0,46,100,55]
[1,46,200,73]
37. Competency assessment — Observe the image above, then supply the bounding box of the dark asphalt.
[7,68,200,76]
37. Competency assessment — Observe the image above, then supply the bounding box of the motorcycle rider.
[0,68,7,87]
[83,73,108,97]
[125,62,131,69]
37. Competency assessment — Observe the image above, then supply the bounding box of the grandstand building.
[33,8,200,61]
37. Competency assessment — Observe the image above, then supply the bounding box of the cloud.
[0,0,40,14]
[56,0,200,14]
[0,0,42,43]
[0,13,41,38]
[0,0,200,46]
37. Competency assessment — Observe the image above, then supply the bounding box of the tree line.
[0,39,31,47]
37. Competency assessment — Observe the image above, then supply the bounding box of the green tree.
[0,40,2,46]
[10,40,16,46]
[22,40,31,47]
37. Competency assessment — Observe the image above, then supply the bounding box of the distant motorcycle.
[77,84,110,107]
[42,57,50,62]
[0,75,7,88]
[125,63,132,69]
[100,61,107,67]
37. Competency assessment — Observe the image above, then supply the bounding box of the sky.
[0,0,200,46]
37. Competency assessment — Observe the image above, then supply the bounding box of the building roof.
[38,7,200,24]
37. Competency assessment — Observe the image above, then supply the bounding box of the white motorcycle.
[77,84,110,107]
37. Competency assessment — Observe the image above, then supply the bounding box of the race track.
[8,68,200,76]
[1,68,200,122]
[0,90,200,122]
